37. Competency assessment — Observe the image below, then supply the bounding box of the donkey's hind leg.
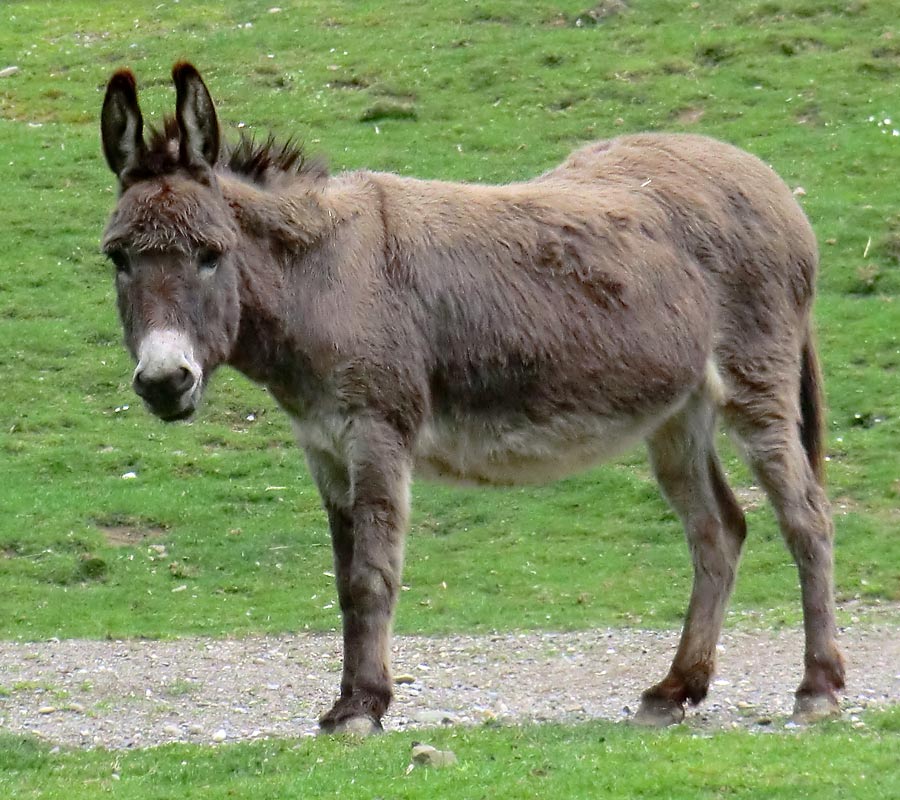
[634,390,747,726]
[725,397,844,721]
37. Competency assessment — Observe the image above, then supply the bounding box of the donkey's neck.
[221,175,334,249]
[221,172,373,407]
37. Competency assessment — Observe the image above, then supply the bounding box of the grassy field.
[1,1,898,796]
[1,709,898,799]
[0,0,897,642]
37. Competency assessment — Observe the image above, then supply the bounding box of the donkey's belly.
[413,409,666,486]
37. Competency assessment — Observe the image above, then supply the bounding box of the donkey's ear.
[172,62,220,169]
[101,69,146,179]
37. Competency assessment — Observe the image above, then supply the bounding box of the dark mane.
[142,116,327,186]
[226,133,328,187]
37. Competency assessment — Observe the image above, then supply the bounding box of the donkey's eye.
[197,248,221,274]
[107,249,130,276]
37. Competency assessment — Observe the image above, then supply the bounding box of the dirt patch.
[93,517,168,548]
[0,615,895,749]
[675,106,706,125]
[572,1,629,26]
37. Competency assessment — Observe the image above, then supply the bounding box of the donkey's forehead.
[103,176,237,253]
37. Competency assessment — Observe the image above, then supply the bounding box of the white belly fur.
[414,360,723,486]
[413,409,665,486]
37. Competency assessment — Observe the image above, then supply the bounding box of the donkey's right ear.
[101,69,146,179]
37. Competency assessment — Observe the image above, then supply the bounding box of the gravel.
[0,621,896,749]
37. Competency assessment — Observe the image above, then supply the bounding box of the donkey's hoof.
[320,715,384,737]
[632,697,686,727]
[791,694,840,724]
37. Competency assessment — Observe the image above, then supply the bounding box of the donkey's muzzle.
[133,366,196,418]
[132,330,202,421]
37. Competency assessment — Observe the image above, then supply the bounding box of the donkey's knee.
[348,560,397,612]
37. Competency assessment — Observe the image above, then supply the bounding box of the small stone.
[411,743,458,768]
[792,186,807,197]
[67,702,85,713]
[413,709,458,726]
[38,706,57,715]
[337,716,381,737]
[736,701,755,710]
[0,66,19,78]
[212,729,227,742]
[188,724,204,735]
[394,673,416,685]
[163,724,181,737]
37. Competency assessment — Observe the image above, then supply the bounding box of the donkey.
[100,62,844,734]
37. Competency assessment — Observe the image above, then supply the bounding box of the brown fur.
[100,64,844,731]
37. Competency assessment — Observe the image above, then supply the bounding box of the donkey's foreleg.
[316,420,411,735]
[635,396,747,726]
[305,450,361,705]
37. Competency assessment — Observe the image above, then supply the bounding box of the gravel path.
[0,620,896,749]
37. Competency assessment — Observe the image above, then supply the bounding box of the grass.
[0,709,898,799]
[0,1,897,642]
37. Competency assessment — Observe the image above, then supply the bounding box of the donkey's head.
[101,63,240,421]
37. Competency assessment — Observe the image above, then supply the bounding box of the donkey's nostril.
[133,366,195,403]
[172,366,194,395]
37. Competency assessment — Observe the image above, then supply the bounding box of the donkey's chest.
[412,409,662,486]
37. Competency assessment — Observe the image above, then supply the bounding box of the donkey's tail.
[799,327,826,485]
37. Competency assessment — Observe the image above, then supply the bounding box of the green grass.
[0,0,897,643]
[1,709,898,799]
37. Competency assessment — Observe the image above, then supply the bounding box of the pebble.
[413,709,458,726]
[212,729,227,743]
[0,66,19,78]
[411,743,458,768]
[394,674,416,685]
[38,706,57,715]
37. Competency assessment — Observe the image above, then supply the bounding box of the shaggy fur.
[100,63,844,732]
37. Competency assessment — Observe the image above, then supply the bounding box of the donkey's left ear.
[172,61,220,169]
[101,69,147,179]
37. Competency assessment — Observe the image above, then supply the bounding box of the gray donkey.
[100,63,843,734]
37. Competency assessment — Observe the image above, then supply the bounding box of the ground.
[1,613,896,749]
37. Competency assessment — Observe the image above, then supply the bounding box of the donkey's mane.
[225,133,328,187]
[144,115,327,187]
